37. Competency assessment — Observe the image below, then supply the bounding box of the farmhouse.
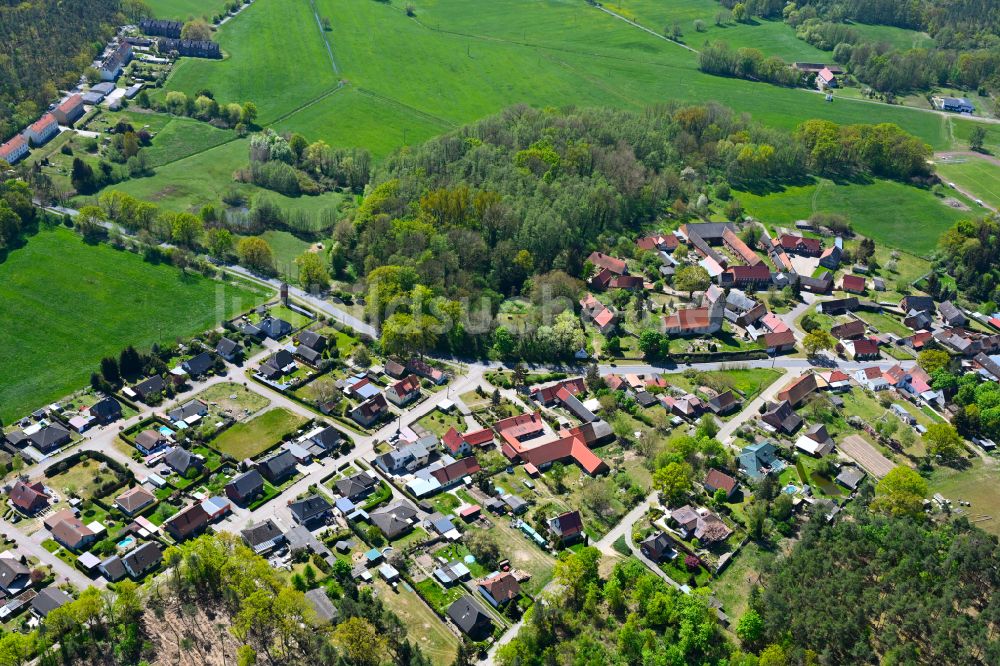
[22,113,58,146]
[816,67,837,89]
[134,430,169,456]
[738,441,786,481]
[819,297,859,315]
[704,469,738,499]
[120,542,162,580]
[447,597,493,639]
[831,320,866,340]
[939,301,967,326]
[779,234,821,256]
[937,96,975,113]
[763,329,796,353]
[849,338,880,360]
[586,251,626,275]
[662,300,724,336]
[722,228,761,265]
[636,233,679,252]
[777,373,818,407]
[720,263,772,289]
[0,135,28,165]
[761,400,802,434]
[819,244,842,269]
[842,275,867,294]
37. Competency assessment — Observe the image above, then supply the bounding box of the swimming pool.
[158,426,174,437]
[782,484,799,495]
[117,536,136,550]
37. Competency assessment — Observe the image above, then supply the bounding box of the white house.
[0,135,28,165]
[854,366,889,391]
[22,113,58,146]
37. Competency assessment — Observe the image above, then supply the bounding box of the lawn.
[375,580,459,666]
[738,178,972,257]
[0,228,266,422]
[413,409,466,439]
[256,230,314,279]
[469,520,556,596]
[935,156,1000,209]
[210,407,308,459]
[709,540,782,619]
[661,368,783,399]
[192,382,271,419]
[854,310,913,338]
[45,458,123,501]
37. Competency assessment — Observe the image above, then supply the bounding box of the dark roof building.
[258,450,298,484]
[226,469,265,504]
[548,510,584,543]
[241,519,286,554]
[182,352,215,377]
[122,542,162,579]
[31,587,72,618]
[447,597,493,639]
[288,495,332,527]
[164,503,211,541]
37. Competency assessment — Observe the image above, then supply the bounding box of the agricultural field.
[209,407,308,459]
[737,178,972,257]
[0,228,266,423]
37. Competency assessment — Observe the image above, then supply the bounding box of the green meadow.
[0,227,267,422]
[145,0,232,21]
[737,178,972,257]
[936,157,1000,209]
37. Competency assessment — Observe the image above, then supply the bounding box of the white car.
[948,182,957,188]
[976,199,985,207]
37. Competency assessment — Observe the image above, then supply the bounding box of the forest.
[755,507,1000,664]
[936,216,1000,306]
[0,0,145,141]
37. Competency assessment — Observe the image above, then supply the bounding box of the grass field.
[935,157,1000,209]
[661,367,783,398]
[0,228,266,422]
[210,407,307,459]
[147,0,233,22]
[927,458,1000,536]
[737,178,971,256]
[607,0,830,61]
[849,22,934,51]
[374,580,459,666]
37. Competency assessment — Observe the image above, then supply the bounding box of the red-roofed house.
[760,312,789,334]
[548,510,585,543]
[9,481,49,514]
[704,469,738,499]
[842,275,867,294]
[663,302,723,336]
[0,135,28,165]
[777,373,818,406]
[779,234,822,256]
[763,329,796,353]
[532,378,586,405]
[443,427,473,457]
[817,67,838,89]
[478,571,521,606]
[52,94,84,125]
[720,263,771,289]
[386,374,421,407]
[587,251,626,275]
[580,293,618,335]
[637,233,679,252]
[23,113,58,146]
[430,457,481,487]
[610,274,645,290]
[502,429,608,476]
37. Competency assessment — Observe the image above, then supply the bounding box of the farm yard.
[0,227,266,422]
